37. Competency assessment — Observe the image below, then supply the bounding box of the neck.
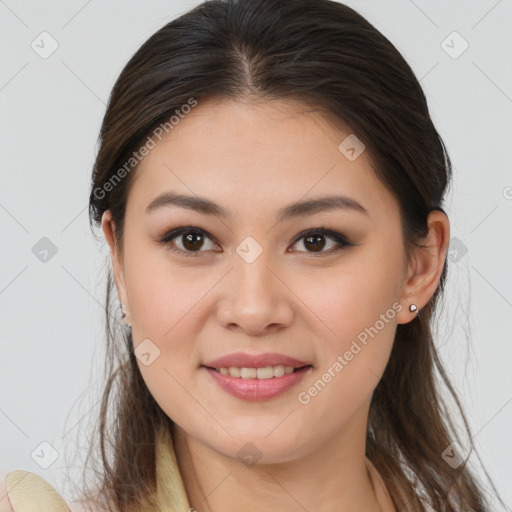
[171,403,381,512]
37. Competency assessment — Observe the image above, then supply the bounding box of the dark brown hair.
[77,0,505,510]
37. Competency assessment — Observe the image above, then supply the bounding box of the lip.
[202,352,312,369]
[203,365,312,401]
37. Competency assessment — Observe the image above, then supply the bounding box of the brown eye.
[290,228,351,254]
[302,234,328,252]
[181,232,205,251]
[160,226,219,256]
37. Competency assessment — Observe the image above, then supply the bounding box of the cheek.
[121,242,207,387]
[297,251,401,404]
[301,252,403,348]
[298,303,397,430]
[124,240,206,336]
[123,249,207,422]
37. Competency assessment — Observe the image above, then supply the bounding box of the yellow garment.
[153,423,191,511]
[3,471,70,511]
[4,425,396,511]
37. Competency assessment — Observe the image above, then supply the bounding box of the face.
[103,98,420,464]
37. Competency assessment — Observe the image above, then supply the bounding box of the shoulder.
[1,470,76,511]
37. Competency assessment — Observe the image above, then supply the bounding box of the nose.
[216,251,294,336]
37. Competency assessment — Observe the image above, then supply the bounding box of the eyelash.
[158,225,352,258]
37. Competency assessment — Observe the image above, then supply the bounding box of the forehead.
[126,98,399,222]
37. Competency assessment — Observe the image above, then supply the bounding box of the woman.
[2,0,505,510]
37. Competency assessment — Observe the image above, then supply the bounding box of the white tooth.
[229,367,241,377]
[240,367,257,379]
[273,365,285,377]
[256,366,274,379]
[217,365,299,378]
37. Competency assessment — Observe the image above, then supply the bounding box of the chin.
[208,429,308,466]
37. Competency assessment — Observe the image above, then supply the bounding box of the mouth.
[201,364,313,401]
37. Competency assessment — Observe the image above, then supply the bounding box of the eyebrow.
[145,192,369,222]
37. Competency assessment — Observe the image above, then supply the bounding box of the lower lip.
[202,366,312,401]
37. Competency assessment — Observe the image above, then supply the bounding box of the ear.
[101,210,130,322]
[396,209,450,324]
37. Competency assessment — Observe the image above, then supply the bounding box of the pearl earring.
[409,304,418,314]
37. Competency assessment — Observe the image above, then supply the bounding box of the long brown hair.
[76,0,505,510]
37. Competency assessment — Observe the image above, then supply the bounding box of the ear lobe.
[101,210,128,305]
[396,210,450,325]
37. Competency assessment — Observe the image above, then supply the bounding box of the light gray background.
[1,0,511,508]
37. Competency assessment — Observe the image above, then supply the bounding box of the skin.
[102,97,450,512]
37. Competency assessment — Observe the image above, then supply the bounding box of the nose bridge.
[216,233,293,333]
[233,234,276,298]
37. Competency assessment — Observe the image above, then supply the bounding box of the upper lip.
[202,352,312,369]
